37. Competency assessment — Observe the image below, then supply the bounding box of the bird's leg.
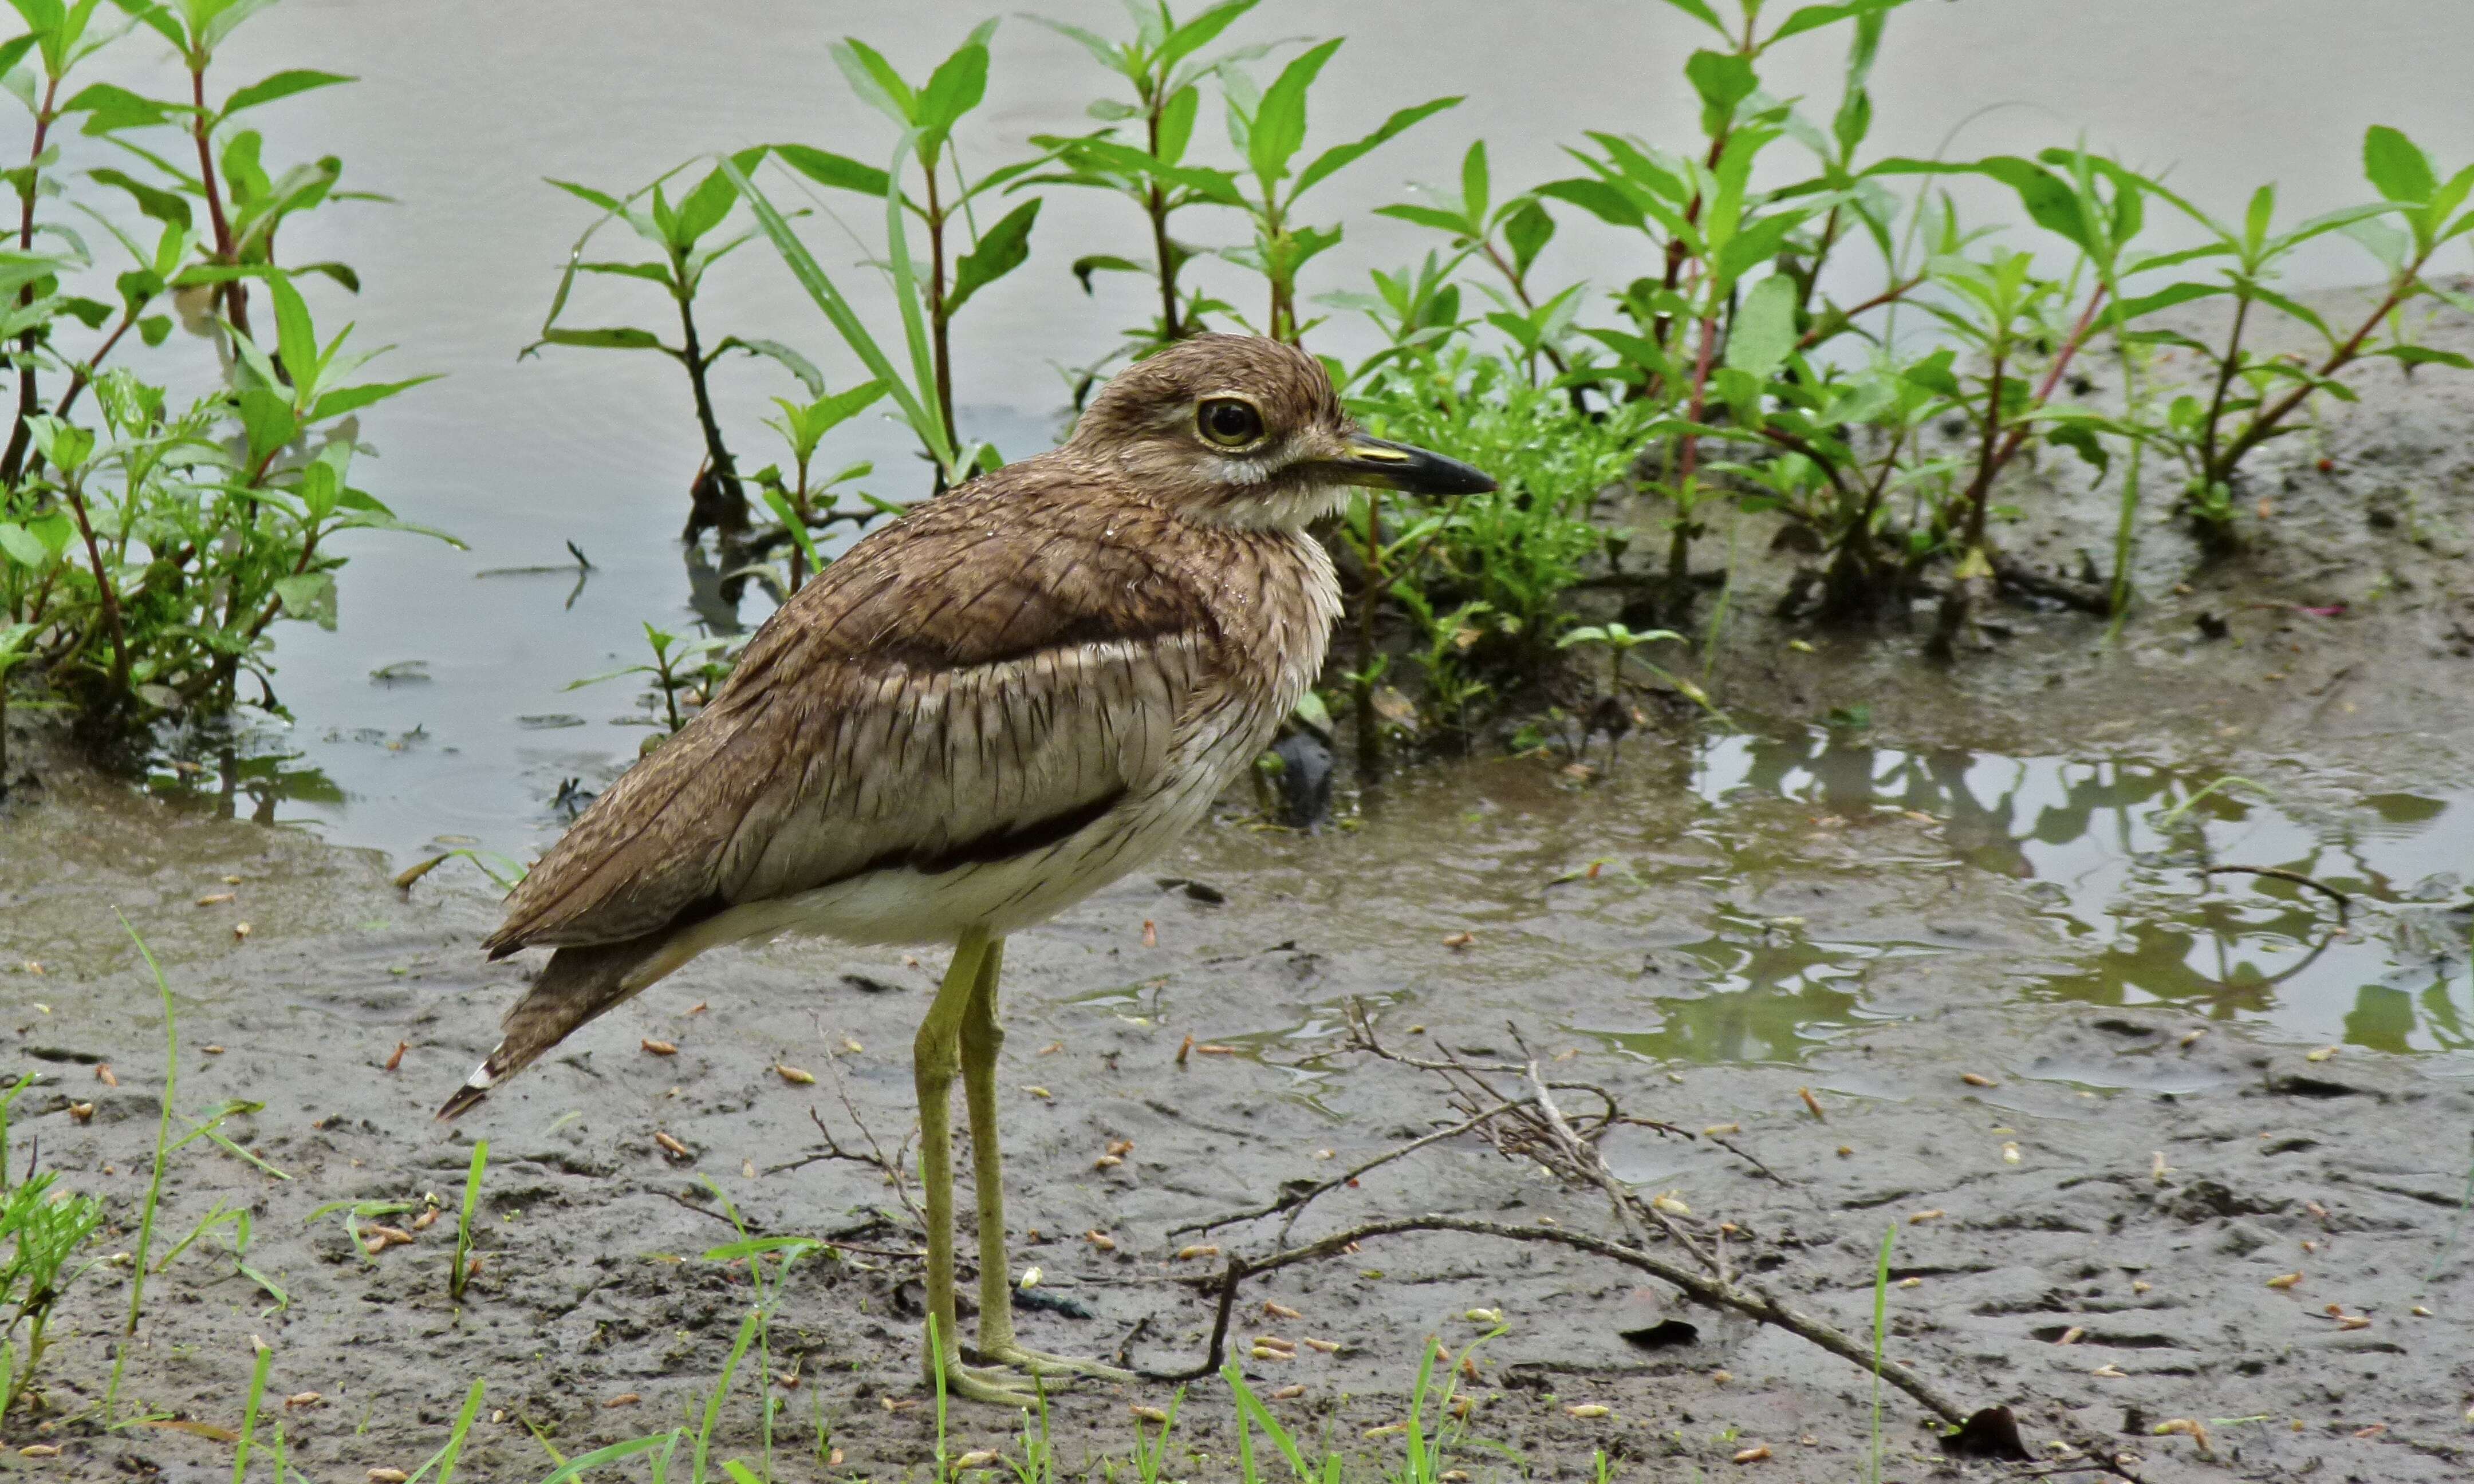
[915,928,1034,1407]
[959,936,1133,1383]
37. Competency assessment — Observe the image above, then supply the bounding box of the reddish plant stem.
[1960,283,2110,546]
[60,477,130,697]
[52,311,137,421]
[1,73,62,485]
[2207,263,2425,486]
[2196,288,2252,478]
[190,65,250,341]
[1794,273,1925,351]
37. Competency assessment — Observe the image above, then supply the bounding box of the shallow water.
[12,3,2474,1075]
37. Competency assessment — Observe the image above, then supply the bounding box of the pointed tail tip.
[435,1083,488,1122]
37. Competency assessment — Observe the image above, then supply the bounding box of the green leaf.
[947,198,1039,315]
[60,81,169,131]
[2362,124,2436,205]
[1723,273,1798,377]
[89,167,192,229]
[545,177,623,213]
[1373,203,1467,236]
[716,335,824,396]
[1247,36,1341,188]
[1655,0,1732,36]
[917,38,990,145]
[760,487,826,578]
[1160,0,1255,70]
[219,68,353,117]
[576,259,675,287]
[1504,198,1555,274]
[769,143,892,198]
[0,522,50,569]
[1460,139,1490,222]
[267,272,318,397]
[531,326,669,352]
[1683,49,1756,133]
[310,375,436,422]
[272,572,337,630]
[1536,177,1642,230]
[1291,94,1460,202]
[671,165,738,249]
[1069,252,1143,291]
[1770,1,1906,46]
[1157,82,1200,167]
[235,386,297,464]
[832,37,916,126]
[2373,344,2474,371]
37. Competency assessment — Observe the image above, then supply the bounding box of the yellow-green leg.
[960,935,1133,1383]
[915,928,1034,1406]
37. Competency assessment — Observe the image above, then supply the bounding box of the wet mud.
[5,287,2474,1481]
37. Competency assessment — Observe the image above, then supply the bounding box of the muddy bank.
[5,716,2472,1481]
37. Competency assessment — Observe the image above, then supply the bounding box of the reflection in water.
[147,719,343,826]
[1666,728,2473,1063]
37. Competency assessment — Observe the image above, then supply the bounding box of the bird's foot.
[976,1341,1133,1383]
[929,1356,1039,1408]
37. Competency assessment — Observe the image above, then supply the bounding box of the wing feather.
[485,476,1220,958]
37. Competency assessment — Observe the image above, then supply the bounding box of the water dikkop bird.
[436,334,1495,1404]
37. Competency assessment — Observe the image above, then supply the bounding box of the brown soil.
[5,287,2473,1482]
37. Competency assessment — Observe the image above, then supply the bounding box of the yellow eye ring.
[1197,397,1266,449]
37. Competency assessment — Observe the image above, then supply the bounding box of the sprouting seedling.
[754,378,887,590]
[1869,1221,1897,1484]
[567,622,738,735]
[1556,622,1687,697]
[450,1138,487,1305]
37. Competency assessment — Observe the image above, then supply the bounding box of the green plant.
[0,1075,104,1418]
[450,1137,487,1304]
[1026,0,1266,357]
[1869,1222,1896,1484]
[2,0,438,736]
[749,380,886,591]
[568,621,738,735]
[153,1201,287,1315]
[529,150,794,543]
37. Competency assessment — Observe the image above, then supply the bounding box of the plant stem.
[1145,101,1181,341]
[924,159,958,460]
[2207,262,2425,487]
[0,73,61,486]
[672,276,746,541]
[2196,287,2252,477]
[189,63,250,341]
[1963,342,2006,550]
[52,310,137,421]
[60,474,130,701]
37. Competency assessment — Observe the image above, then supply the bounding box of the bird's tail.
[436,932,680,1120]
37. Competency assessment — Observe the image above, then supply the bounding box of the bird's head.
[1067,334,1496,530]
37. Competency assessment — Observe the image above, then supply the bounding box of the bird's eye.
[1197,397,1266,449]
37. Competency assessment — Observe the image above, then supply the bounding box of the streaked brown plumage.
[438,334,1493,1403]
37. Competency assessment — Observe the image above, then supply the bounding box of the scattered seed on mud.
[953,1452,998,1470]
[364,1235,387,1256]
[1250,1345,1289,1361]
[1651,1193,1691,1216]
[1142,919,1156,948]
[1176,1033,1193,1064]
[94,1063,116,1085]
[1908,1208,1945,1224]
[1703,1121,1740,1135]
[1961,1072,1998,1087]
[370,1225,413,1246]
[1019,1266,1042,1290]
[1711,1369,1733,1384]
[2132,1279,2154,1294]
[774,1063,814,1084]
[1464,1307,1502,1323]
[2305,1045,2338,1062]
[2154,1418,2213,1453]
[202,1044,224,1055]
[2090,1363,2126,1378]
[1086,1230,1116,1251]
[641,1038,677,1056]
[197,892,234,906]
[841,1038,862,1054]
[69,1102,94,1122]
[1441,930,1476,949]
[368,1471,411,1483]
[2002,1142,2023,1163]
[1192,1043,1237,1055]
[687,1001,706,1015]
[604,1393,640,1408]
[1731,1445,1771,1463]
[1093,1153,1122,1170]
[2152,1151,2173,1183]
[1176,1244,1218,1260]
[653,1132,691,1159]
[1252,1334,1295,1351]
[1302,1336,1339,1353]
[285,1392,322,1408]
[232,923,250,940]
[384,1041,407,1072]
[1835,1144,1853,1157]
[1566,1403,1609,1418]
[2412,1305,2433,1317]
[1897,1277,1921,1289]
[1264,1300,1301,1320]
[411,1209,438,1230]
[1272,1384,1305,1399]
[2351,1424,2386,1439]
[2267,1272,2303,1289]
[1797,1087,1826,1121]
[2179,1028,2208,1047]
[2057,1327,2085,1345]
[1130,1405,1171,1423]
[20,1446,61,1459]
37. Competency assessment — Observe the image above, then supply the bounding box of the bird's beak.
[1310,429,1498,495]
